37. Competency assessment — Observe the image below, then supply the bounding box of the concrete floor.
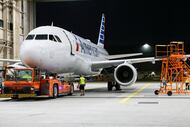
[0,82,190,127]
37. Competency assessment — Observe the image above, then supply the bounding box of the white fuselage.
[20,26,108,75]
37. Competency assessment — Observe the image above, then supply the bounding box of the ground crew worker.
[22,71,32,80]
[162,77,167,91]
[78,75,86,96]
[188,80,190,90]
[185,77,190,90]
[185,78,190,90]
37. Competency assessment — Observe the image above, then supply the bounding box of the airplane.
[1,14,157,91]
[19,14,158,90]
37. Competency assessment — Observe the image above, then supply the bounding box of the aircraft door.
[62,31,75,55]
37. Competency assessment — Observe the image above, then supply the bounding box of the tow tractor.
[0,67,74,99]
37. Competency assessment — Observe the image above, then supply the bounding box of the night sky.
[36,0,190,56]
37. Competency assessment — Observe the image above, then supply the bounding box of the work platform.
[155,41,190,96]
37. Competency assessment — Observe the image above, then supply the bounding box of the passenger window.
[35,34,48,40]
[26,35,35,40]
[49,35,57,42]
[54,35,62,43]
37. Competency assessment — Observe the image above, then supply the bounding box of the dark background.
[36,0,190,55]
[36,0,190,75]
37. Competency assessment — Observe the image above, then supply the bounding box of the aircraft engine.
[114,63,137,86]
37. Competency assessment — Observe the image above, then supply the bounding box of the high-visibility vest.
[186,78,189,83]
[79,76,86,85]
[22,74,32,80]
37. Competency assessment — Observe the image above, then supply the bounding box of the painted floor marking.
[119,83,151,104]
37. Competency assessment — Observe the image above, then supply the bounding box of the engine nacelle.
[114,63,137,86]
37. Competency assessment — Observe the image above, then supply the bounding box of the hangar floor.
[0,82,190,127]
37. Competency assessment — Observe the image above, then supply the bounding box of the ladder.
[155,41,190,96]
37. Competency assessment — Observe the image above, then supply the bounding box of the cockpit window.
[54,35,62,43]
[26,35,35,40]
[35,34,48,40]
[49,35,57,42]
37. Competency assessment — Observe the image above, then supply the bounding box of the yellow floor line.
[119,83,151,104]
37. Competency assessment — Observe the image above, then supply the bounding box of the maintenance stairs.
[155,41,190,96]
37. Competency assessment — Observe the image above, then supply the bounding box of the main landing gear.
[107,81,121,91]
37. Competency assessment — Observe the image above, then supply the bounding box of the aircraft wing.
[91,57,158,69]
[106,53,142,59]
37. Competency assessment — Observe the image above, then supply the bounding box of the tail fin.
[97,14,105,48]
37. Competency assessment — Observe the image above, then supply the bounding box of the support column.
[23,0,29,37]
[29,0,35,30]
[13,0,20,59]
[2,0,8,64]
[24,0,35,38]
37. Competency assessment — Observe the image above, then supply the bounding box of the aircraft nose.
[20,41,42,68]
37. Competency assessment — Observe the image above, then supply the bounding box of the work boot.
[82,91,85,96]
[80,90,83,96]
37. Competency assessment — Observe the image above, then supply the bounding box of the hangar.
[1,1,190,127]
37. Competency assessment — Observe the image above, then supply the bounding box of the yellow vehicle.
[0,67,74,99]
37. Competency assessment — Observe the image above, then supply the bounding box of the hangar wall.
[0,0,68,66]
[0,0,35,66]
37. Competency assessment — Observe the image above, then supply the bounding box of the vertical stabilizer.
[97,14,105,48]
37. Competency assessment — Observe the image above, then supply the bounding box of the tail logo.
[99,16,105,44]
[97,14,105,48]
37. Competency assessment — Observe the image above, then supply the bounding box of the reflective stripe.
[0,94,36,98]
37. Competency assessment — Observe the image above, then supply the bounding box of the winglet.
[97,14,105,48]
